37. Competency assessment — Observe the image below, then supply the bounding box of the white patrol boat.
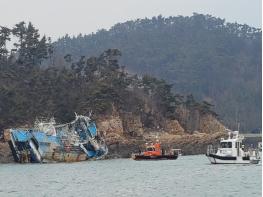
[206,130,260,164]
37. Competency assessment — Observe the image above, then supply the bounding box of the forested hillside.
[54,13,262,131]
[0,22,216,133]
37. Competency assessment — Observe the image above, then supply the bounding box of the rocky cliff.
[97,109,226,158]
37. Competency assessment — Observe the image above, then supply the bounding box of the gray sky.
[0,0,261,40]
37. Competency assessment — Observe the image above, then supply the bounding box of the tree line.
[0,21,215,132]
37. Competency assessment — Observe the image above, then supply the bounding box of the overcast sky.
[0,0,261,40]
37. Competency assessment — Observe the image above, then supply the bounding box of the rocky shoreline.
[2,130,260,163]
[105,132,226,159]
[0,112,228,163]
[0,131,226,163]
[99,112,227,159]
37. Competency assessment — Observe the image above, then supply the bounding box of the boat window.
[220,142,227,148]
[147,147,155,151]
[228,142,232,148]
[220,142,232,148]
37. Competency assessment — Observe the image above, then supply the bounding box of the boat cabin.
[217,131,247,157]
[143,142,161,156]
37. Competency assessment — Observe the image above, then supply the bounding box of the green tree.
[0,26,11,62]
[12,22,51,65]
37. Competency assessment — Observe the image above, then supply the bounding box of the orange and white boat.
[132,141,180,160]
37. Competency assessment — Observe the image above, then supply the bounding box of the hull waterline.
[206,153,259,164]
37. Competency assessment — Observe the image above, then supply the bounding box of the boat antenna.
[74,112,78,118]
[89,110,93,117]
[235,107,239,131]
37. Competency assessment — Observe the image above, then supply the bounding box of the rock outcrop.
[0,141,14,163]
[199,114,226,134]
[97,116,124,135]
[164,119,185,135]
[158,132,227,155]
[121,112,144,137]
[97,112,227,158]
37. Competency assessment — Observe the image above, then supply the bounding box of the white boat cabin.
[206,131,260,164]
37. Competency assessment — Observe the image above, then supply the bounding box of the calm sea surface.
[0,155,261,197]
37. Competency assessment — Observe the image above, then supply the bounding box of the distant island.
[0,14,261,162]
[53,13,262,132]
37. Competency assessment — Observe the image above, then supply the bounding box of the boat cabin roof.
[220,130,244,143]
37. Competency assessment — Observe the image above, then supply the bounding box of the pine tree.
[12,22,51,65]
[0,26,11,62]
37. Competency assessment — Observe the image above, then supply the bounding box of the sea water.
[0,155,261,197]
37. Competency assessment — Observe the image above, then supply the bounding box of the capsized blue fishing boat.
[7,114,108,163]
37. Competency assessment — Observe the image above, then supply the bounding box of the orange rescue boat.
[132,142,179,160]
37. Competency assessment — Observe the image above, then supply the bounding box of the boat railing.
[207,145,217,155]
[171,149,182,156]
[247,148,261,159]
